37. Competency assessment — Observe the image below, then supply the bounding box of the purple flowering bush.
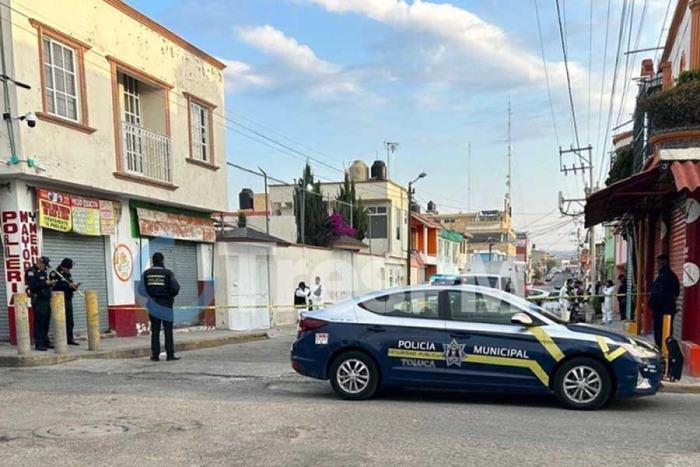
[329,213,357,237]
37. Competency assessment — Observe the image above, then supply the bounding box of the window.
[359,290,441,320]
[43,36,79,121]
[184,92,217,168]
[395,207,401,241]
[446,291,519,325]
[190,101,210,161]
[367,206,388,239]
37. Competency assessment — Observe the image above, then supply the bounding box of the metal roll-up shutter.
[42,230,109,335]
[0,241,8,341]
[151,240,199,326]
[669,197,687,341]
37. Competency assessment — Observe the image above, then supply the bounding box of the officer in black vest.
[25,256,57,351]
[50,258,80,345]
[140,252,181,361]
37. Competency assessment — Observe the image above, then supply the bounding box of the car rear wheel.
[553,357,612,410]
[329,351,379,401]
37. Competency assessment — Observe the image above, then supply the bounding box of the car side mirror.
[511,312,534,327]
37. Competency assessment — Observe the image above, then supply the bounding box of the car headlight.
[621,343,659,360]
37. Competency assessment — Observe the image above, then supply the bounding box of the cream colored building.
[0,0,228,341]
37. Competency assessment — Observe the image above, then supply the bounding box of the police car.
[290,285,663,410]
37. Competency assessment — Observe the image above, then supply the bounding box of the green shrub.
[639,80,700,131]
[677,69,700,85]
[605,147,633,186]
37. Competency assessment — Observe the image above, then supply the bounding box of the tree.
[293,163,331,247]
[237,211,247,228]
[335,172,368,241]
[546,259,557,272]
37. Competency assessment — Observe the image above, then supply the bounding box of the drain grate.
[34,423,136,439]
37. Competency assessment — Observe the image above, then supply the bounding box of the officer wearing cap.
[140,252,181,361]
[25,256,56,351]
[50,258,80,345]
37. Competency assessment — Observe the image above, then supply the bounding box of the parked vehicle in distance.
[291,285,664,410]
[527,287,561,316]
[461,261,526,297]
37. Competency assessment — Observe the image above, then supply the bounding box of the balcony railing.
[121,121,172,183]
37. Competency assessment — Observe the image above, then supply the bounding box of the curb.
[0,331,269,368]
[659,383,700,394]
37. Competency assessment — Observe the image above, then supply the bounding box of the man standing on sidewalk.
[617,274,628,320]
[649,254,680,348]
[25,256,56,351]
[50,258,80,345]
[310,276,325,310]
[140,252,181,362]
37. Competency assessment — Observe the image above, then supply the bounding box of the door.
[150,240,199,326]
[228,246,270,331]
[42,230,109,335]
[358,288,447,385]
[442,289,550,392]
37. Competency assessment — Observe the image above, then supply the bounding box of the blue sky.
[128,0,671,250]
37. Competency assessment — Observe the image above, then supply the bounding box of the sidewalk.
[0,326,297,368]
[593,317,700,394]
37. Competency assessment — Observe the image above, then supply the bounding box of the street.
[1,334,699,467]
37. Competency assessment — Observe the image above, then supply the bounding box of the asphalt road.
[1,334,699,467]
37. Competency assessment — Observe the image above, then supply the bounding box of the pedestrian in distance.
[649,254,680,348]
[310,276,325,310]
[140,252,181,362]
[602,280,615,325]
[617,274,628,320]
[25,256,57,351]
[559,278,573,322]
[50,258,81,345]
[294,281,310,317]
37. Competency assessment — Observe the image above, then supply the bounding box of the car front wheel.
[329,351,380,400]
[553,357,612,410]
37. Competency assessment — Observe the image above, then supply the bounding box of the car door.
[358,289,448,385]
[442,289,551,392]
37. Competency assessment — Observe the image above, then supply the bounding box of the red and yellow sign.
[71,196,101,236]
[99,200,116,235]
[38,189,71,232]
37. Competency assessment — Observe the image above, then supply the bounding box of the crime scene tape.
[524,292,650,302]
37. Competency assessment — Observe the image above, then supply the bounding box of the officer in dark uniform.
[25,256,56,351]
[50,258,80,345]
[650,254,681,348]
[140,252,181,361]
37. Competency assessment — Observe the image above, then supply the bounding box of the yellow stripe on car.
[595,336,626,361]
[464,355,550,386]
[528,328,565,362]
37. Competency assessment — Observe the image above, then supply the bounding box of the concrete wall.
[5,0,228,213]
[670,6,692,79]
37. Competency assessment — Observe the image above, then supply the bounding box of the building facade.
[0,0,228,341]
[586,0,700,376]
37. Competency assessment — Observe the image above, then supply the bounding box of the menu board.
[38,189,72,232]
[100,200,116,235]
[71,196,101,236]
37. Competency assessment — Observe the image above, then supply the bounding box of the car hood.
[566,324,659,351]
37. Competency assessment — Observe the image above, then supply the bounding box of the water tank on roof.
[371,160,387,180]
[239,188,254,210]
[427,201,436,213]
[348,160,369,182]
[411,203,421,214]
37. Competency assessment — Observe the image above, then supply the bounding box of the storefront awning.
[670,160,700,192]
[585,166,666,228]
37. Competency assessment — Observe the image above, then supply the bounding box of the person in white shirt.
[602,280,616,325]
[559,279,573,322]
[310,276,325,309]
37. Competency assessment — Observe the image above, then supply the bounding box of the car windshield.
[462,275,500,289]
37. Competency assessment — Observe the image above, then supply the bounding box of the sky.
[127,0,673,250]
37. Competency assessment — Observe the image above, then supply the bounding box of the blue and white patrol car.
[290,285,663,410]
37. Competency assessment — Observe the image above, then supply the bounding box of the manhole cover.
[34,423,136,439]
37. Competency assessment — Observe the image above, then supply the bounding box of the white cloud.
[220,59,272,92]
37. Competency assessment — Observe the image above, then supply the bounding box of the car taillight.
[298,317,328,333]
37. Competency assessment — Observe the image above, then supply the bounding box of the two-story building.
[0,0,228,342]
[431,198,516,262]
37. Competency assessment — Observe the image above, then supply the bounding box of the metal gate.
[42,230,110,335]
[149,240,199,326]
[0,241,8,341]
[669,197,687,341]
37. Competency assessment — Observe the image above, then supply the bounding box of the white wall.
[670,6,692,79]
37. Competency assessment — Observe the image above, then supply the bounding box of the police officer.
[25,256,56,351]
[140,252,180,361]
[649,254,680,348]
[50,258,80,345]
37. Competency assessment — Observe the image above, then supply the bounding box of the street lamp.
[300,182,313,244]
[406,172,427,285]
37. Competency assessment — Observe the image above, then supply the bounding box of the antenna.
[506,100,512,209]
[468,142,472,212]
[384,140,399,180]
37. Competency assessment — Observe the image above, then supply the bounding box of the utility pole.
[506,101,512,209]
[300,187,306,245]
[559,144,596,285]
[468,142,472,212]
[258,167,270,234]
[406,172,427,285]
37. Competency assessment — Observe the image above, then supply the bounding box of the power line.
[587,0,593,143]
[597,0,630,187]
[555,0,582,154]
[533,0,561,149]
[653,0,674,65]
[595,0,613,172]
